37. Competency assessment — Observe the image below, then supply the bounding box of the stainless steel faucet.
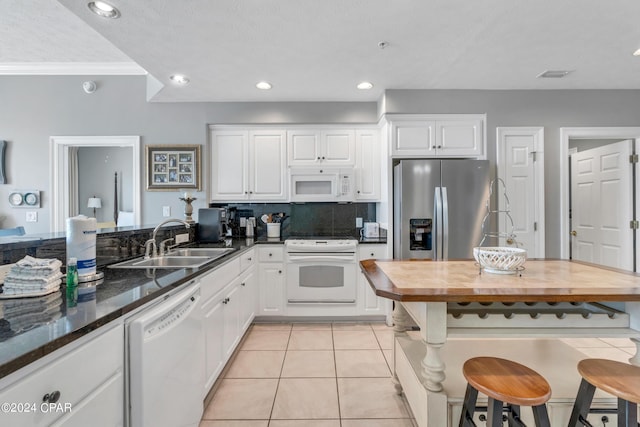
[144,218,191,258]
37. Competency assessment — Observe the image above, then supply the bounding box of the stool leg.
[486,398,504,427]
[617,397,637,427]
[507,404,521,427]
[459,384,478,427]
[531,404,551,427]
[568,378,596,427]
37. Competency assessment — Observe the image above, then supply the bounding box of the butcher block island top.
[360,259,640,303]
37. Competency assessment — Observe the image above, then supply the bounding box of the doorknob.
[571,230,577,236]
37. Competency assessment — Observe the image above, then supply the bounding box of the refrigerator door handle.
[441,187,449,260]
[434,187,443,260]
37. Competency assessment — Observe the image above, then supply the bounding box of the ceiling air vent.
[537,70,573,78]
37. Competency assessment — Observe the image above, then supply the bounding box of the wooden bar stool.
[459,356,552,427]
[568,359,640,427]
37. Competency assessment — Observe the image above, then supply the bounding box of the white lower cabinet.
[239,266,257,330]
[358,244,390,316]
[0,322,123,427]
[258,246,285,316]
[201,249,257,393]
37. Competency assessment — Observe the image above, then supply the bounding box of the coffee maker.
[198,208,228,242]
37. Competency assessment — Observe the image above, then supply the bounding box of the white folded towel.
[1,279,61,295]
[16,255,62,269]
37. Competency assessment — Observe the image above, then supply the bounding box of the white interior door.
[496,127,545,257]
[570,140,633,270]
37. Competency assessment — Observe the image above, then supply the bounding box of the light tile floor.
[201,323,638,427]
[201,322,415,427]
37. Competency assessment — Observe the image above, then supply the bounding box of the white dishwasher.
[126,280,205,427]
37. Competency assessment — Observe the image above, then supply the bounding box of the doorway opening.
[50,136,141,232]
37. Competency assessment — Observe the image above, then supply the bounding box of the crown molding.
[0,62,147,75]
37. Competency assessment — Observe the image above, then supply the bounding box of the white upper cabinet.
[436,120,483,157]
[210,128,287,201]
[210,130,248,200]
[355,129,381,201]
[391,120,436,156]
[389,115,485,158]
[248,130,287,200]
[287,129,355,166]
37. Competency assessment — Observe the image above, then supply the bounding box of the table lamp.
[87,196,102,218]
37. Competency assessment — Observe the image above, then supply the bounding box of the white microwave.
[289,167,354,202]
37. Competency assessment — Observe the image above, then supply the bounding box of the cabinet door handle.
[269,253,273,257]
[317,156,321,160]
[222,298,229,304]
[437,145,442,149]
[247,257,252,261]
[371,253,374,257]
[241,282,246,287]
[357,190,361,194]
[42,390,61,403]
[321,156,325,160]
[278,270,282,274]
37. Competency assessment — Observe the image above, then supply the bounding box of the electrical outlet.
[26,211,37,222]
[175,233,190,244]
[356,217,363,228]
[162,206,171,217]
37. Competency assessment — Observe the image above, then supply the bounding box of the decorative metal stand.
[477,178,524,276]
[179,197,197,224]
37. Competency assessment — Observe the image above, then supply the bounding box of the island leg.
[392,302,412,394]
[629,337,640,366]
[421,302,447,392]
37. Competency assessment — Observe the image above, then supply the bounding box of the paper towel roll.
[66,215,97,277]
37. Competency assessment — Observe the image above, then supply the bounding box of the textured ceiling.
[4,0,640,102]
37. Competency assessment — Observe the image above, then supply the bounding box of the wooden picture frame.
[145,144,201,191]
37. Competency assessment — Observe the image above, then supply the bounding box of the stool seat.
[463,357,552,407]
[577,358,640,404]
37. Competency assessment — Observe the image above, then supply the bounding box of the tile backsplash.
[217,202,377,238]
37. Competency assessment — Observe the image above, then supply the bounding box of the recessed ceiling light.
[256,81,272,90]
[87,1,120,19]
[169,74,190,85]
[357,81,374,90]
[633,49,640,56]
[537,70,573,78]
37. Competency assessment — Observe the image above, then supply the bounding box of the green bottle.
[66,257,78,307]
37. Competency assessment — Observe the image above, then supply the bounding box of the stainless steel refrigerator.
[393,159,490,260]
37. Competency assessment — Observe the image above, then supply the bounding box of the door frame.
[50,135,141,232]
[559,127,640,260]
[496,127,545,258]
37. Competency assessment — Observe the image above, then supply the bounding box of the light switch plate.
[26,211,37,222]
[356,217,363,227]
[162,206,171,217]
[175,233,190,244]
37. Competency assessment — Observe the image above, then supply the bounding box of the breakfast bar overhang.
[360,259,640,426]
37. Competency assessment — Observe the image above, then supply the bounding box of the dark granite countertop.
[358,237,387,244]
[0,234,383,380]
[0,237,277,380]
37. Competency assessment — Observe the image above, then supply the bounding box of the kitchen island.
[360,259,640,426]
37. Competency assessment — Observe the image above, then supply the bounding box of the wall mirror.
[50,136,141,232]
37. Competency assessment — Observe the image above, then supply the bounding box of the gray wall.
[383,89,640,257]
[0,75,377,233]
[78,146,133,222]
[2,77,640,258]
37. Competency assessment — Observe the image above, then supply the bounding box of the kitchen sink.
[108,247,236,269]
[166,247,235,257]
[110,256,214,269]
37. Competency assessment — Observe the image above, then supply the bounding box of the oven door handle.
[287,254,355,262]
